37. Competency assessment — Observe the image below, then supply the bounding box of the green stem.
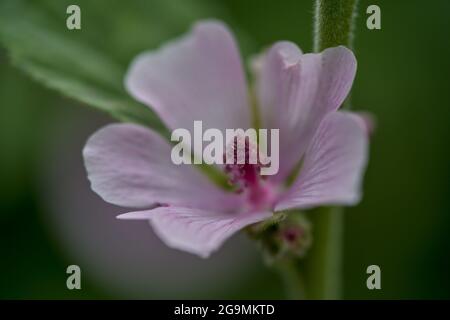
[314,0,359,52]
[301,0,359,300]
[276,259,306,300]
[303,207,344,299]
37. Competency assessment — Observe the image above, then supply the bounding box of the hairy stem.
[314,0,359,52]
[302,0,359,299]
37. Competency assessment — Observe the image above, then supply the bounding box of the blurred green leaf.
[0,0,225,133]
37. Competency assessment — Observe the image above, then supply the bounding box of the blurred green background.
[0,0,449,299]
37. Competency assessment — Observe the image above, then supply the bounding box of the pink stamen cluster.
[223,137,273,209]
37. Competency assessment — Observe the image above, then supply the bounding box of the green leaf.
[0,0,225,134]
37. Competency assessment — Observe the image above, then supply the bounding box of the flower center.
[223,135,275,210]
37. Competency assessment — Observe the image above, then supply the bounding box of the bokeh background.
[1,0,449,299]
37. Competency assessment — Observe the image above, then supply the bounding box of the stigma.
[223,135,275,210]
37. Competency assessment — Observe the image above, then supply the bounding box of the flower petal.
[118,208,272,258]
[351,111,376,136]
[275,112,368,211]
[83,123,241,211]
[256,44,357,181]
[125,20,250,133]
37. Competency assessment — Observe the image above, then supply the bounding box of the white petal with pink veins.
[125,20,251,133]
[256,44,357,181]
[83,123,242,211]
[118,208,272,258]
[275,112,368,211]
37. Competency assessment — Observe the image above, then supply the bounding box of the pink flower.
[83,20,369,258]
